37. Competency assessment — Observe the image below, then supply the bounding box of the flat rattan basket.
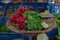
[6,14,56,34]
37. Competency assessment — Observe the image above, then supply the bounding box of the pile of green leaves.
[23,11,43,30]
[0,22,11,32]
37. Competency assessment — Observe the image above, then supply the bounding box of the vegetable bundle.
[9,6,43,30]
[23,11,43,30]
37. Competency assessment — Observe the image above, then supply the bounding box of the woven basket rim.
[6,18,56,34]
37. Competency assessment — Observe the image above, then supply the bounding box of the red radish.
[12,14,17,18]
[23,16,27,20]
[12,14,16,17]
[9,17,15,23]
[19,23,26,27]
[15,18,20,24]
[19,16,23,19]
[16,15,20,18]
[17,11,23,15]
[19,26,24,30]
[19,23,26,30]
[17,7,25,13]
[17,7,23,11]
[19,19,25,23]
[14,21,17,24]
[14,15,20,19]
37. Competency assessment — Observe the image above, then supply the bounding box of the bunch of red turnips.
[9,6,30,30]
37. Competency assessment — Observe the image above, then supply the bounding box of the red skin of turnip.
[15,18,20,24]
[19,18,25,23]
[17,11,23,15]
[14,16,26,24]
[23,16,27,20]
[9,17,15,23]
[17,7,25,13]
[19,23,26,30]
[11,14,18,19]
